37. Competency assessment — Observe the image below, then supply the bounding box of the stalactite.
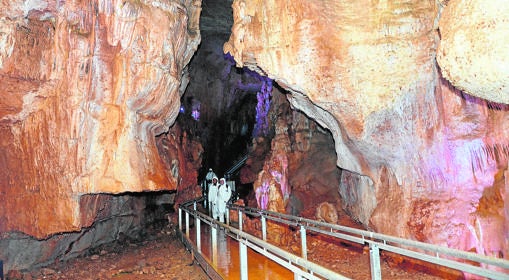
[469,142,509,175]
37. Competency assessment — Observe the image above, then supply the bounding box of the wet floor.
[189,224,294,279]
[181,207,459,280]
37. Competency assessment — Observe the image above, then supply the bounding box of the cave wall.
[225,0,509,258]
[155,123,204,206]
[240,87,342,215]
[1,0,508,274]
[0,0,200,238]
[1,194,146,272]
[437,0,509,104]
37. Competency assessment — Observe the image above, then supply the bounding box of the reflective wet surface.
[189,224,294,279]
[182,207,461,280]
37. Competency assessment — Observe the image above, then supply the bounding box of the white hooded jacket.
[217,178,232,212]
[208,176,219,204]
[205,168,216,182]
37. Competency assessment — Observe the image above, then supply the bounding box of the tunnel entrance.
[177,55,265,180]
[168,0,345,217]
[176,48,346,217]
[172,14,346,213]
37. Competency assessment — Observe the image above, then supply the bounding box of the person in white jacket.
[203,168,217,208]
[208,177,219,219]
[205,168,216,184]
[217,178,232,223]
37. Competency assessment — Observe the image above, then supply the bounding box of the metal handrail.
[224,153,249,177]
[178,198,350,279]
[228,204,509,279]
[178,198,509,280]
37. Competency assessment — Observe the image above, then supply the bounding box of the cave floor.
[22,226,208,280]
[20,211,461,280]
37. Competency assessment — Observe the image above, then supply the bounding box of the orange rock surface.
[226,0,509,259]
[0,0,201,238]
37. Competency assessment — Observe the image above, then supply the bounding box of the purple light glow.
[418,138,507,257]
[254,77,273,137]
[223,52,236,64]
[423,139,498,190]
[255,182,270,210]
[270,155,290,201]
[191,109,200,120]
[191,101,201,121]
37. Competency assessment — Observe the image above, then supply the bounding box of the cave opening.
[176,63,263,181]
[174,40,345,212]
[154,0,347,225]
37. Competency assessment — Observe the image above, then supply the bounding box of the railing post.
[178,208,182,232]
[185,211,190,239]
[300,225,307,260]
[226,206,230,226]
[193,201,197,211]
[262,215,267,241]
[212,224,218,267]
[238,209,243,232]
[240,240,248,280]
[196,216,201,253]
[369,243,382,280]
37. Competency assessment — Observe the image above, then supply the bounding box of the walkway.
[178,198,509,280]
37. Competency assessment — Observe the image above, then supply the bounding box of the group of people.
[204,168,232,223]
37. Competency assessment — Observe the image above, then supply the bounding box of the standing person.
[217,178,232,223]
[208,177,219,220]
[205,168,216,184]
[203,168,216,208]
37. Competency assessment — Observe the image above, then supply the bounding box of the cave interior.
[0,0,508,277]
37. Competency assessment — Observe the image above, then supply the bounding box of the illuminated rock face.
[156,124,204,206]
[0,0,200,238]
[226,0,509,258]
[437,0,509,104]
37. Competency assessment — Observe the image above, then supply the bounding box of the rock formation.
[1,194,148,271]
[0,0,200,238]
[156,124,204,206]
[225,0,509,259]
[437,0,509,104]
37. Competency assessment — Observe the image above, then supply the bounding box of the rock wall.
[156,123,204,207]
[1,194,146,272]
[437,0,509,104]
[246,88,342,215]
[0,120,203,273]
[225,0,509,258]
[0,0,200,238]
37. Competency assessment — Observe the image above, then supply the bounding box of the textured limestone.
[0,0,201,238]
[0,122,202,273]
[226,0,509,258]
[245,88,342,217]
[1,193,150,272]
[437,0,509,104]
[156,123,203,207]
